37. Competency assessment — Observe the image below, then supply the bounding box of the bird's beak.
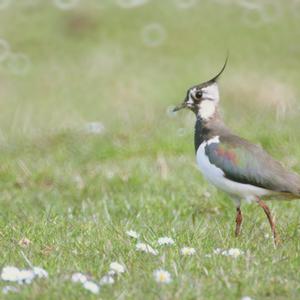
[173,101,186,112]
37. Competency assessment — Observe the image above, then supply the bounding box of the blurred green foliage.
[1,1,300,299]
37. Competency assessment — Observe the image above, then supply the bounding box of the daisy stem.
[20,250,34,269]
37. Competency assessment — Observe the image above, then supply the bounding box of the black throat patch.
[194,116,210,152]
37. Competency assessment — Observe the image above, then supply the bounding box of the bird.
[173,58,300,245]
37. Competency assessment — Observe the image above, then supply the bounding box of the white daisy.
[1,266,48,286]
[241,297,253,300]
[126,230,140,239]
[228,248,244,258]
[107,270,116,276]
[71,272,87,283]
[157,237,175,246]
[180,247,196,256]
[99,275,115,285]
[33,267,48,279]
[223,248,244,258]
[17,270,35,284]
[213,248,222,255]
[203,191,211,198]
[136,243,158,255]
[153,269,172,284]
[83,281,100,294]
[2,286,19,294]
[85,122,105,135]
[1,266,21,282]
[109,262,125,274]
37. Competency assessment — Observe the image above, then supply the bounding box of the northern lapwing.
[173,58,300,245]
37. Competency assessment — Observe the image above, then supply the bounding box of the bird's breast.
[196,137,225,186]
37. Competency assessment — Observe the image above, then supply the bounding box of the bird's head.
[173,57,228,121]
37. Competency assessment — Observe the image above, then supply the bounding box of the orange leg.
[235,207,243,237]
[256,197,280,245]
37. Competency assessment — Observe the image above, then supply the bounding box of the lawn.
[1,0,300,299]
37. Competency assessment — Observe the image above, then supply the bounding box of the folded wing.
[205,135,300,196]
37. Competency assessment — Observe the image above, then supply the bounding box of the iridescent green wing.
[205,135,300,194]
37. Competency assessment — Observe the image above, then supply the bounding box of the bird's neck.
[194,115,211,152]
[194,108,226,152]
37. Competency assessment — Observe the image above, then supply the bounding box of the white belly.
[196,138,271,202]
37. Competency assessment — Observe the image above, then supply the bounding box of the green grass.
[1,0,300,299]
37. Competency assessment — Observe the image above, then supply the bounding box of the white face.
[185,82,219,120]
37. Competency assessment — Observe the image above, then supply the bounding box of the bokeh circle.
[116,0,149,9]
[0,38,10,62]
[6,53,31,75]
[141,23,166,47]
[0,0,10,10]
[53,0,80,10]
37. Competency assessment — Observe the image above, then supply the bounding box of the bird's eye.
[195,91,202,99]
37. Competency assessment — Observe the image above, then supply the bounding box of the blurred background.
[1,2,300,298]
[1,0,300,144]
